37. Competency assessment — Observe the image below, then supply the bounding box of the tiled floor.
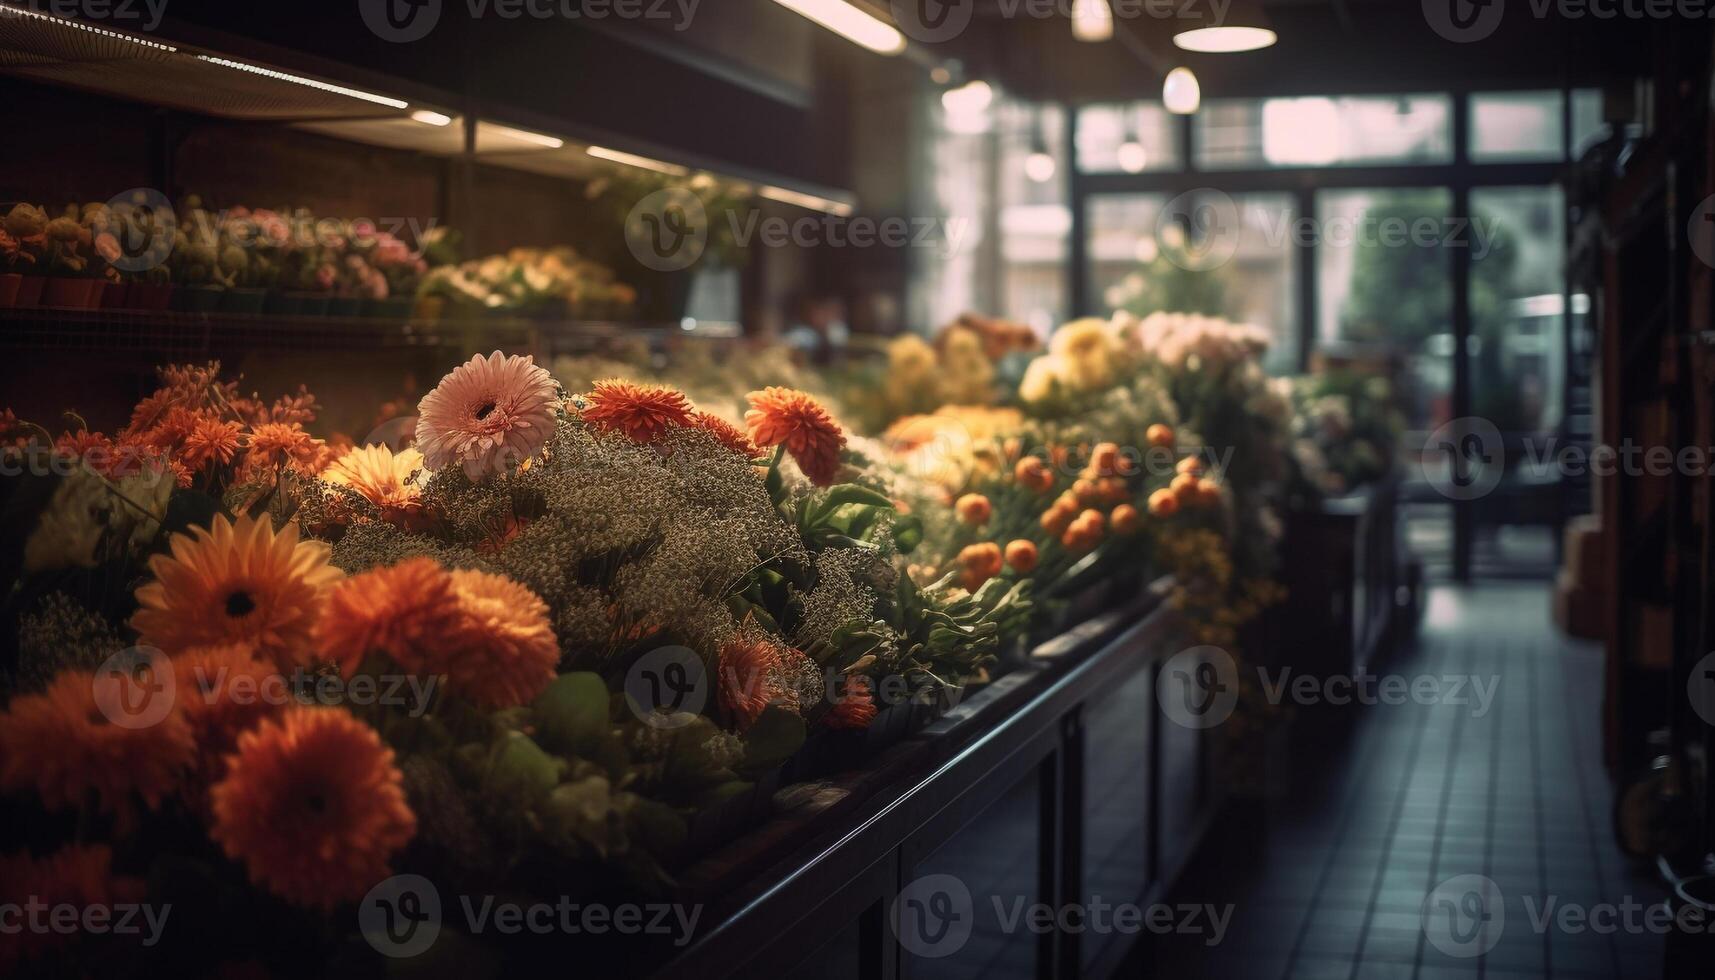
[1144,582,1667,979]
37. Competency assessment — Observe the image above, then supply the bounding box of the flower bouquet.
[0,354,1031,975]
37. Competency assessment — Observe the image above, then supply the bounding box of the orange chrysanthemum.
[180,417,243,471]
[439,569,560,709]
[580,379,693,444]
[688,411,759,458]
[131,514,345,669]
[174,643,284,771]
[209,706,415,909]
[717,638,785,731]
[313,557,461,678]
[0,668,195,816]
[323,444,426,525]
[824,675,877,731]
[246,421,323,476]
[0,845,145,971]
[745,387,847,486]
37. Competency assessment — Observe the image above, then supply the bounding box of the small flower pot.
[290,293,331,317]
[325,296,362,318]
[15,275,45,308]
[362,296,414,320]
[219,287,267,314]
[129,283,174,311]
[0,273,21,308]
[412,295,445,322]
[173,285,225,313]
[42,277,91,308]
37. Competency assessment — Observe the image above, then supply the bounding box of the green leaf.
[532,672,610,756]
[821,484,896,511]
[892,515,924,553]
[740,707,805,773]
[485,731,563,804]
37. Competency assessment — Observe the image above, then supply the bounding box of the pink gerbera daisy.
[414,351,559,479]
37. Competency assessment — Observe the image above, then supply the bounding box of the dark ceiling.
[910,0,1661,101]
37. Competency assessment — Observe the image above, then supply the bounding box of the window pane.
[1470,90,1564,162]
[1570,87,1607,159]
[1089,191,1299,373]
[1467,186,1569,572]
[1195,95,1452,170]
[1000,101,1069,335]
[1076,102,1181,173]
[1317,188,1454,565]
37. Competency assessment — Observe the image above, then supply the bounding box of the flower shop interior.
[2,0,1715,978]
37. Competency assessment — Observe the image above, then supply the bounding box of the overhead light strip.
[768,0,906,55]
[486,123,564,149]
[195,55,409,109]
[0,2,176,51]
[587,145,690,176]
[760,185,855,217]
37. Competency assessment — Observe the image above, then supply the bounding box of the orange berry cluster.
[1039,439,1150,554]
[1149,455,1222,516]
[957,539,1036,591]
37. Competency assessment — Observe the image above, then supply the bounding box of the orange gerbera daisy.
[716,637,784,731]
[323,444,426,526]
[580,379,693,444]
[438,569,560,709]
[824,674,878,730]
[0,845,145,971]
[313,557,461,677]
[209,706,415,909]
[745,387,847,486]
[131,514,345,669]
[0,667,195,816]
[180,416,243,471]
[687,410,759,458]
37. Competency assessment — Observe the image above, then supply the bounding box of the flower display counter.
[651,580,1201,980]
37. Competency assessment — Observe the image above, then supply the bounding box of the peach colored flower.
[415,351,559,479]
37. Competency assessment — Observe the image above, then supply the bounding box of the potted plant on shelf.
[41,210,100,308]
[2,203,48,307]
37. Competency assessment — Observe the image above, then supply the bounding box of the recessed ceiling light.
[769,0,905,55]
[1173,26,1277,53]
[410,110,452,127]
